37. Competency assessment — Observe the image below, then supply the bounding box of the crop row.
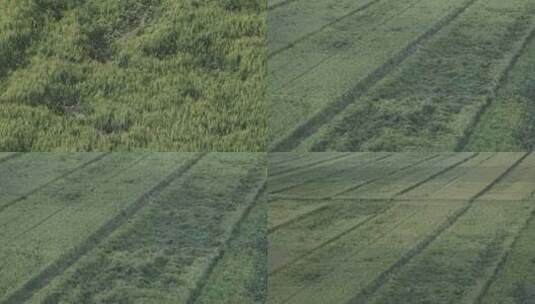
[268,0,474,150]
[269,0,535,152]
[268,153,535,303]
[0,153,266,303]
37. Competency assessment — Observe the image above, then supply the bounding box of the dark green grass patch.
[467,33,535,151]
[22,153,265,303]
[308,0,535,152]
[0,0,266,151]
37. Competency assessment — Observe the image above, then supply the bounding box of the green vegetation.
[268,0,470,150]
[0,153,266,303]
[466,25,535,151]
[267,0,378,56]
[307,0,535,152]
[194,193,267,304]
[0,0,266,151]
[269,0,535,152]
[268,152,535,303]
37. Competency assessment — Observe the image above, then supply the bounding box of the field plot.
[0,153,266,304]
[268,152,535,303]
[268,0,535,151]
[0,0,266,151]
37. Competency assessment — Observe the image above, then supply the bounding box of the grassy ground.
[0,0,266,151]
[268,152,535,304]
[0,153,266,303]
[466,25,535,151]
[303,0,535,152]
[267,0,470,150]
[194,194,267,304]
[269,0,535,152]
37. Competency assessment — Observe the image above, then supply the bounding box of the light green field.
[268,152,535,303]
[269,0,535,152]
[0,153,266,303]
[0,0,266,151]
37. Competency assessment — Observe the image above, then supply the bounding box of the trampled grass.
[268,0,470,151]
[466,25,535,151]
[269,0,535,152]
[268,152,535,303]
[305,0,535,152]
[0,153,266,303]
[0,0,266,151]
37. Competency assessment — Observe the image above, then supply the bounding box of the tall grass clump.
[0,0,266,151]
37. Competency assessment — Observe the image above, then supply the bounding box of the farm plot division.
[268,0,535,151]
[0,0,266,152]
[268,152,535,303]
[0,153,266,304]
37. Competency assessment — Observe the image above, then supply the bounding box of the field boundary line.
[268,203,331,234]
[0,153,109,214]
[456,13,535,150]
[186,162,267,304]
[269,198,398,277]
[396,153,480,196]
[0,154,148,243]
[0,153,22,165]
[269,0,478,152]
[268,0,301,11]
[277,204,427,304]
[269,154,475,275]
[270,196,524,204]
[270,154,392,194]
[269,154,303,166]
[346,152,530,304]
[274,0,423,91]
[268,0,382,57]
[277,54,338,91]
[0,153,207,304]
[3,155,151,246]
[412,153,496,200]
[332,154,441,197]
[473,176,535,304]
[270,153,352,178]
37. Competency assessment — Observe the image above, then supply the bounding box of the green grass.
[268,153,349,177]
[0,0,266,151]
[340,153,474,199]
[267,0,377,55]
[367,155,535,304]
[305,0,535,152]
[277,153,429,198]
[267,0,470,150]
[268,199,389,274]
[0,153,102,207]
[479,204,535,304]
[368,199,533,304]
[267,153,535,304]
[466,27,535,151]
[0,153,197,301]
[267,153,384,193]
[194,194,267,304]
[0,153,266,303]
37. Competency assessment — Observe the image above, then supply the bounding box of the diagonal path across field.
[270,0,535,152]
[268,153,535,304]
[0,153,267,304]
